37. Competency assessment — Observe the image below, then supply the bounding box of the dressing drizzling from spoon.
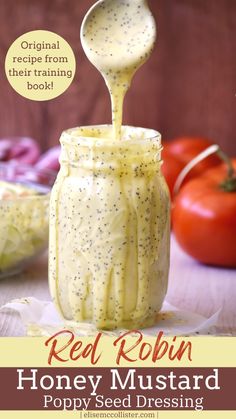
[81,0,156,140]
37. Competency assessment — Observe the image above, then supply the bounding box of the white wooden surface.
[0,237,235,336]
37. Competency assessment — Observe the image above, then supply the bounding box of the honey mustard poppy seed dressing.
[49,0,170,330]
[80,0,156,140]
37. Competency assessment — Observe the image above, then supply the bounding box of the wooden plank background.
[0,0,236,154]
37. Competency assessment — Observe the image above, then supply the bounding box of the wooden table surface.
[0,237,235,336]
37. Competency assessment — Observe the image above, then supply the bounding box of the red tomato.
[162,137,221,198]
[172,161,236,268]
[203,158,236,181]
[161,149,185,197]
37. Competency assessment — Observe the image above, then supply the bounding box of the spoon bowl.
[80,0,157,75]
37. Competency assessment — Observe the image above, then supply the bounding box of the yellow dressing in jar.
[49,126,170,329]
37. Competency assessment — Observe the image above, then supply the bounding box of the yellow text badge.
[5,30,76,101]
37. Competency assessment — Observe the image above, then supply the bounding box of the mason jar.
[49,125,170,330]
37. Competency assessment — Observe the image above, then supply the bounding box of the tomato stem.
[216,150,236,192]
[173,144,236,195]
[217,149,235,179]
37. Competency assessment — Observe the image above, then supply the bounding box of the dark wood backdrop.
[0,0,236,154]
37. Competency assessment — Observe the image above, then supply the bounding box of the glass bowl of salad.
[0,163,55,279]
